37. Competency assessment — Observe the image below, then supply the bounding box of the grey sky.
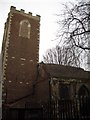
[0,0,76,61]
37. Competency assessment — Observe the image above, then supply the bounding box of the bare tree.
[43,45,81,67]
[57,0,90,51]
[43,0,90,68]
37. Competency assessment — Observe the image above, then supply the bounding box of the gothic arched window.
[19,20,31,39]
[60,84,70,99]
[78,85,90,97]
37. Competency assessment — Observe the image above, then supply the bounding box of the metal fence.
[2,97,90,120]
[43,97,90,120]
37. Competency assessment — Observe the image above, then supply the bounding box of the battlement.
[10,6,40,20]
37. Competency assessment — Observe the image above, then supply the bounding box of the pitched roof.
[41,63,90,80]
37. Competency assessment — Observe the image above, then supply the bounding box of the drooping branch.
[57,1,90,51]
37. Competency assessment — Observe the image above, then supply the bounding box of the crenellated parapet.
[10,6,41,21]
[2,6,41,105]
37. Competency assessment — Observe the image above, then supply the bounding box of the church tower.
[2,6,40,105]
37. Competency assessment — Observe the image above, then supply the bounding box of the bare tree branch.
[57,1,90,51]
[43,46,81,67]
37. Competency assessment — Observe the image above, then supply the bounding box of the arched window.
[19,20,31,39]
[78,85,90,116]
[78,85,90,97]
[60,84,69,99]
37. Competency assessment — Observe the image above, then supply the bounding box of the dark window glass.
[60,84,69,99]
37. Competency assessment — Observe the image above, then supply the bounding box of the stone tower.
[2,6,40,105]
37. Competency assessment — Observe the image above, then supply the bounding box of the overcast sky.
[0,0,76,61]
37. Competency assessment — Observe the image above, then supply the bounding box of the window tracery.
[19,20,31,39]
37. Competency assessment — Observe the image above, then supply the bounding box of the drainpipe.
[32,64,39,95]
[49,78,51,120]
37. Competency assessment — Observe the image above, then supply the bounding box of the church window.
[19,20,31,39]
[59,84,70,99]
[78,85,90,97]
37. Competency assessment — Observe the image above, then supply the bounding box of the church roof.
[40,63,90,80]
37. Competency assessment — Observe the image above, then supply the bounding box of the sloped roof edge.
[39,63,90,80]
